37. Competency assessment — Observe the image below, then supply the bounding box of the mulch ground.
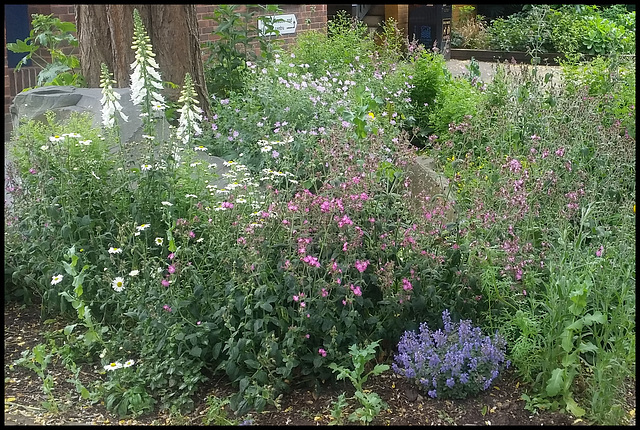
[4,301,636,426]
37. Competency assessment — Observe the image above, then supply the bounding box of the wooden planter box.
[450,49,566,65]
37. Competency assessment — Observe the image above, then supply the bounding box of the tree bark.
[75,4,211,118]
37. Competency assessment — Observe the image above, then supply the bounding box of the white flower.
[196,237,204,243]
[136,223,150,231]
[185,194,198,198]
[141,164,152,171]
[129,270,140,277]
[194,145,207,151]
[154,237,164,246]
[108,247,122,254]
[123,359,135,368]
[51,274,64,285]
[104,362,123,371]
[79,139,92,146]
[100,63,129,128]
[161,201,173,206]
[49,135,65,143]
[112,277,125,292]
[67,132,82,138]
[40,145,49,150]
[175,73,204,144]
[130,9,164,119]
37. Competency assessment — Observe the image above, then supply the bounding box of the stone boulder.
[405,156,456,223]
[9,85,169,145]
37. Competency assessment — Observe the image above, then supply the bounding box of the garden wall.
[4,4,327,140]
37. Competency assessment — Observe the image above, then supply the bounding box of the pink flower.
[305,334,310,338]
[167,253,175,260]
[168,265,176,274]
[355,259,369,273]
[350,284,362,296]
[189,231,196,238]
[222,201,234,209]
[318,348,327,357]
[197,321,202,325]
[161,279,170,287]
[402,278,413,291]
[321,288,328,297]
[595,245,604,257]
[163,305,172,312]
[293,295,299,302]
[300,302,306,308]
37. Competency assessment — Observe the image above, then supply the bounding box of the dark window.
[5,4,31,68]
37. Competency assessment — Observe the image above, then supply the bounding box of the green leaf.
[560,329,574,352]
[244,359,260,370]
[63,324,77,336]
[564,395,586,417]
[189,346,202,357]
[545,368,565,397]
[577,342,598,353]
[583,311,605,325]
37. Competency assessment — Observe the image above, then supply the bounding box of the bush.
[392,309,510,399]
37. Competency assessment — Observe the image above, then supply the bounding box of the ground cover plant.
[5,7,635,426]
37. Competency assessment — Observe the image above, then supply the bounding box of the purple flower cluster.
[392,310,509,400]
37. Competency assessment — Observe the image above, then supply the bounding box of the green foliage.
[408,50,450,138]
[6,13,85,88]
[328,340,389,424]
[428,76,481,138]
[292,10,376,78]
[201,4,285,97]
[484,5,635,56]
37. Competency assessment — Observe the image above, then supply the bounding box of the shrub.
[392,309,510,399]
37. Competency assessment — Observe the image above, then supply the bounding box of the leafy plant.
[393,310,510,399]
[202,4,284,97]
[328,340,389,425]
[6,13,85,87]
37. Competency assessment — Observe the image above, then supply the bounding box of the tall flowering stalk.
[100,63,129,130]
[130,8,165,136]
[100,62,128,171]
[175,73,203,147]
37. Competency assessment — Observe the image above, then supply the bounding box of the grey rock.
[405,156,456,222]
[9,85,169,145]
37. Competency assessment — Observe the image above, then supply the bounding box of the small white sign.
[258,14,297,36]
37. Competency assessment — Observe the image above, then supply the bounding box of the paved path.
[446,59,562,84]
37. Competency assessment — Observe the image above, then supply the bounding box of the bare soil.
[5,301,636,426]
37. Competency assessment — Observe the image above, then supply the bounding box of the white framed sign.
[258,14,297,36]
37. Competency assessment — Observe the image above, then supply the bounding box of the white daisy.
[141,164,152,171]
[111,277,125,292]
[104,362,122,371]
[108,247,122,254]
[49,135,65,143]
[40,145,49,151]
[123,359,135,368]
[136,223,150,231]
[154,237,164,246]
[129,270,140,277]
[51,274,64,285]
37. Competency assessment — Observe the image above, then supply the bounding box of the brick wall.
[4,4,327,140]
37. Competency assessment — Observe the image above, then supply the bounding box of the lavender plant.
[392,309,510,400]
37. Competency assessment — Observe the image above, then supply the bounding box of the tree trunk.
[75,4,211,118]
